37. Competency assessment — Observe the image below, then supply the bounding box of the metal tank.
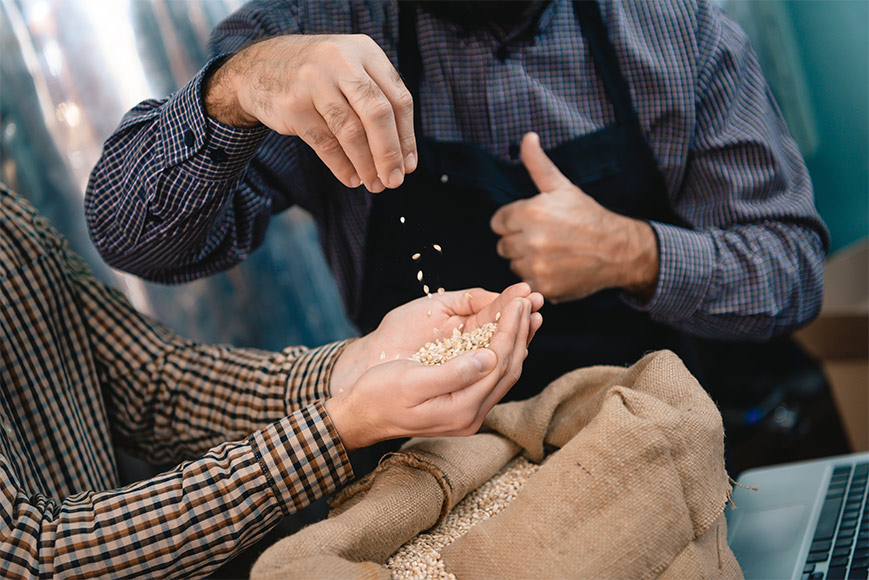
[0,0,357,351]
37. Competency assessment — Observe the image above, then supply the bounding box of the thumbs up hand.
[489,132,660,303]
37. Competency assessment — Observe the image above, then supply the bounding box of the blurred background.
[0,0,358,351]
[0,0,866,544]
[1,0,865,576]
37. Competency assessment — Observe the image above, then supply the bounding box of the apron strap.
[398,2,424,137]
[571,1,638,125]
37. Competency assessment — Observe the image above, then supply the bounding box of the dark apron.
[359,0,698,400]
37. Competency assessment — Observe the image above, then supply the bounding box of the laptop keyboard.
[803,461,869,579]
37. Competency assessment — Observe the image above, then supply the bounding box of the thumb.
[520,132,572,193]
[415,348,498,399]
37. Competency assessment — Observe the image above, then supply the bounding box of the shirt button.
[3,421,13,436]
[440,174,449,184]
[208,147,228,163]
[183,130,195,147]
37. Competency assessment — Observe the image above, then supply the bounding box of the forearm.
[0,410,351,579]
[634,220,826,340]
[64,241,345,463]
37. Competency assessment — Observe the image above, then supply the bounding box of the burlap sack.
[251,350,742,579]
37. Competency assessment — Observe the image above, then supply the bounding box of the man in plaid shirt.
[0,184,541,578]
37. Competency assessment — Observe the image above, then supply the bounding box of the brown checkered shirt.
[0,185,353,578]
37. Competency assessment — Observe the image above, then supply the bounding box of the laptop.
[726,451,869,579]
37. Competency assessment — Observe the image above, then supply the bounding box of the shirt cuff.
[624,222,716,323]
[248,402,353,515]
[159,54,270,178]
[282,340,351,407]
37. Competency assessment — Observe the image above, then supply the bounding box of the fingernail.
[472,349,496,373]
[405,152,417,172]
[370,177,384,192]
[349,173,361,188]
[388,168,404,188]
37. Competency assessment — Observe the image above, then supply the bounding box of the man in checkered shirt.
[0,184,541,578]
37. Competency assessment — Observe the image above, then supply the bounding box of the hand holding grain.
[490,132,660,303]
[204,34,416,193]
[325,283,543,450]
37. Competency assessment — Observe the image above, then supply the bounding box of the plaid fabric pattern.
[85,0,828,340]
[0,186,352,578]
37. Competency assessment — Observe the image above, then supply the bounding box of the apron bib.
[360,1,697,399]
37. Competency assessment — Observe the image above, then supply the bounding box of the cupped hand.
[325,294,537,451]
[205,34,416,193]
[489,132,660,303]
[330,283,543,395]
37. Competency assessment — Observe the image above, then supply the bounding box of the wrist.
[324,395,378,452]
[622,219,660,301]
[329,335,372,397]
[203,54,260,128]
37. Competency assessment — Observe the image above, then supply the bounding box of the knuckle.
[379,146,403,165]
[365,97,395,124]
[531,261,551,280]
[321,103,350,134]
[394,88,414,111]
[303,126,338,150]
[339,119,368,144]
[528,234,547,252]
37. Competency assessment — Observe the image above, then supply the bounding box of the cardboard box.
[794,239,869,451]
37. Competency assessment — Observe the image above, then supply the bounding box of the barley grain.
[384,456,541,579]
[412,253,421,261]
[411,322,497,367]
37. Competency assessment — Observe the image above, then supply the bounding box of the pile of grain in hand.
[384,456,541,580]
[411,322,498,367]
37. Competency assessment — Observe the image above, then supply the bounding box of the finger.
[364,57,417,176]
[454,282,532,326]
[495,232,524,260]
[477,298,531,414]
[410,347,498,402]
[310,91,377,189]
[439,287,499,317]
[339,72,404,191]
[490,200,525,236]
[520,132,573,193]
[528,311,543,346]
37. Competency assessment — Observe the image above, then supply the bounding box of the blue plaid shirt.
[85,0,828,341]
